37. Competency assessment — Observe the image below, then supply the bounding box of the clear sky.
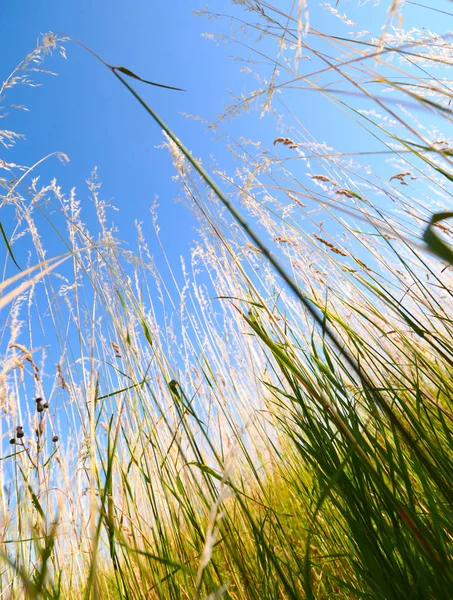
[1,0,251,265]
[1,0,452,454]
[1,0,450,271]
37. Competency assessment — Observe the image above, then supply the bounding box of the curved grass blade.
[423,211,453,265]
[111,65,185,91]
[0,221,21,270]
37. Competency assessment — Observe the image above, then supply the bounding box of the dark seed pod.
[36,404,44,413]
[16,426,24,439]
[43,402,49,409]
[52,435,59,443]
[35,397,43,404]
[9,438,16,445]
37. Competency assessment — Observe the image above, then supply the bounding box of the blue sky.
[1,0,247,264]
[1,1,452,434]
[1,0,450,272]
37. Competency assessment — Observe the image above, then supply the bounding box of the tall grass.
[2,2,453,598]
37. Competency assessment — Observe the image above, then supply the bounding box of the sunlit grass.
[2,2,453,598]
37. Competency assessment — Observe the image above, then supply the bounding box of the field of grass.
[2,2,453,598]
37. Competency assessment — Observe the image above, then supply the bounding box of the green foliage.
[2,2,453,598]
